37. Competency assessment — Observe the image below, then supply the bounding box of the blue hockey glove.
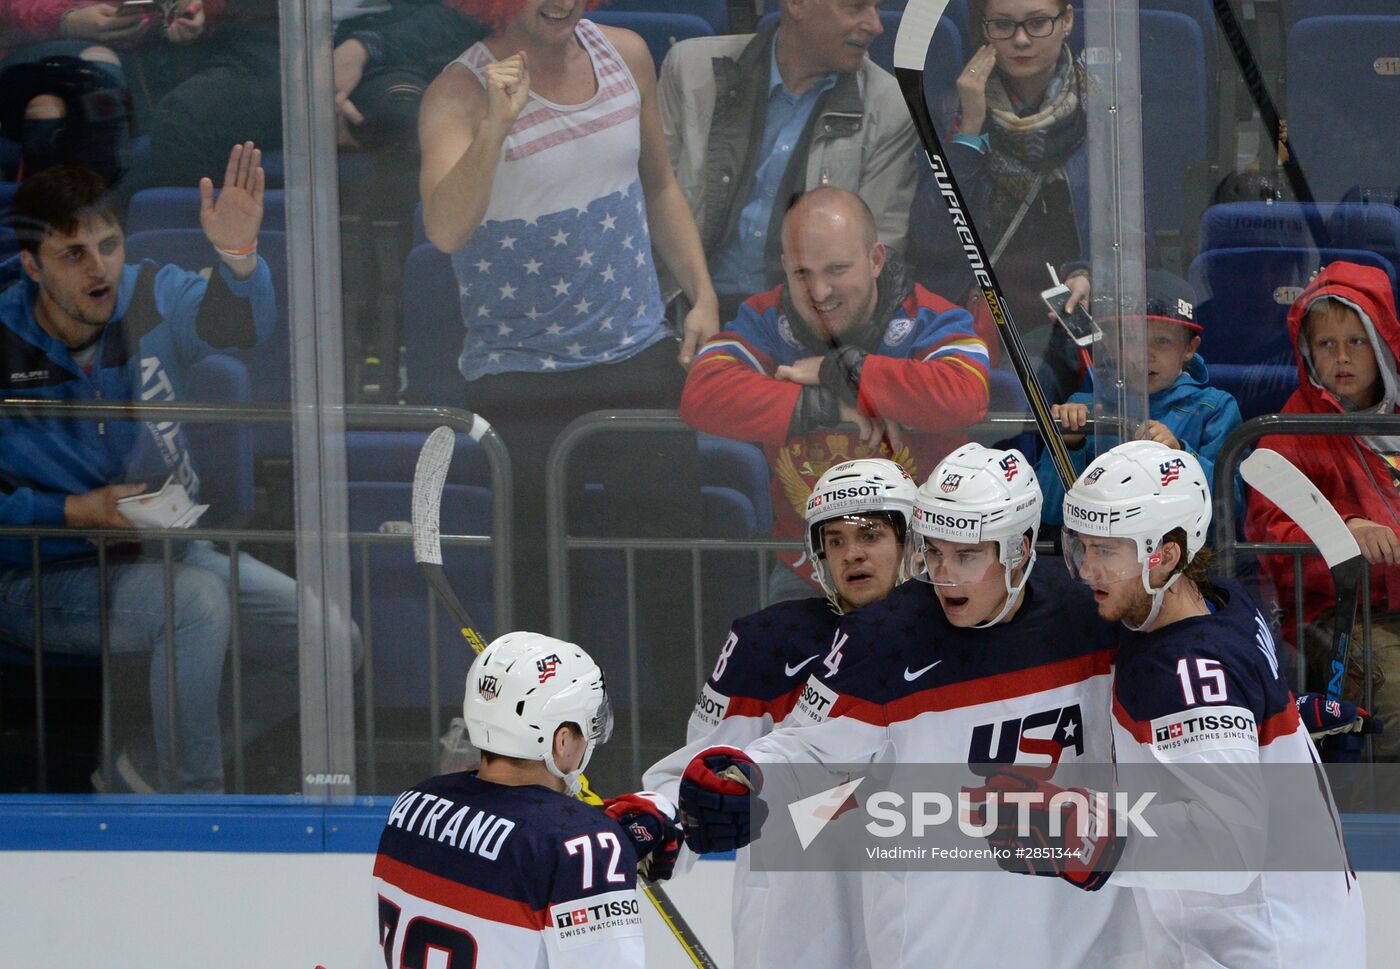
[1296,693,1383,739]
[678,746,766,854]
[966,766,1124,892]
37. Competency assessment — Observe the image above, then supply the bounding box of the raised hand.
[482,53,531,138]
[956,44,998,137]
[199,141,265,257]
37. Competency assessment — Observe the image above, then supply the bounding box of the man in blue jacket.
[0,143,349,792]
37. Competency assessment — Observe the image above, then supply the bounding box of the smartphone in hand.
[1041,284,1102,347]
[117,0,158,12]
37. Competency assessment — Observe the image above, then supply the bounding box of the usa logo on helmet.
[537,654,562,683]
[1160,458,1186,485]
[479,674,499,700]
[940,472,963,493]
[1086,467,1106,485]
[998,454,1019,481]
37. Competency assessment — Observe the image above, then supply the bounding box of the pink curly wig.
[447,0,608,32]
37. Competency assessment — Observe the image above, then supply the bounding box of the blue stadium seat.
[1287,0,1399,29]
[868,10,907,75]
[918,16,965,111]
[401,242,462,404]
[1189,246,1397,419]
[0,136,19,178]
[345,431,494,708]
[588,11,715,69]
[123,229,290,408]
[127,188,287,235]
[697,434,773,535]
[185,354,255,526]
[1190,246,1396,367]
[1288,16,1400,203]
[1140,12,1209,239]
[1199,201,1400,278]
[756,10,960,82]
[0,181,16,264]
[761,0,970,42]
[602,0,728,34]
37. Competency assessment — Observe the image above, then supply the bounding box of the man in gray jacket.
[659,0,918,322]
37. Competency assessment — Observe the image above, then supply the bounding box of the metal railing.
[0,400,511,795]
[544,410,1068,780]
[1213,413,1400,707]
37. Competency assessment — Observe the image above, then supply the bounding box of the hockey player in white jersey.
[374,633,680,969]
[678,444,1140,967]
[642,458,916,969]
[980,440,1364,967]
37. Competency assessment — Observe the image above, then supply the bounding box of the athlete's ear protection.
[1006,532,1029,570]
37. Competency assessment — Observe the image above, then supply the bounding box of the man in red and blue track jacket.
[680,186,989,597]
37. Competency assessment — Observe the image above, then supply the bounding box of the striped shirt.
[451,20,667,379]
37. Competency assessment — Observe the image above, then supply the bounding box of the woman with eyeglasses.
[910,0,1089,402]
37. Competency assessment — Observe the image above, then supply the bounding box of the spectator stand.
[588,11,716,69]
[1214,413,1395,729]
[1287,15,1400,204]
[604,0,731,34]
[0,401,511,796]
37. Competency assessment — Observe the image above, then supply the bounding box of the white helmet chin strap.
[1123,566,1184,633]
[973,545,1036,628]
[544,742,593,797]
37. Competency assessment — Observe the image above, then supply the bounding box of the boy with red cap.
[1246,259,1400,760]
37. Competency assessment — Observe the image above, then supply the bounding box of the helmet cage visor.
[1063,530,1147,585]
[907,532,1004,587]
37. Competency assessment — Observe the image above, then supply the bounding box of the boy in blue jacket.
[0,145,358,792]
[1037,270,1243,526]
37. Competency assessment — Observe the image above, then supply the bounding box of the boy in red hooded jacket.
[1245,259,1400,760]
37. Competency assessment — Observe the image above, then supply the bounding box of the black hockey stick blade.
[894,0,1077,488]
[412,425,489,654]
[410,426,719,967]
[1240,448,1366,702]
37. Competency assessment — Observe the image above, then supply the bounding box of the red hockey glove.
[603,791,683,882]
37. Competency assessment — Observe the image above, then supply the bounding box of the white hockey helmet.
[804,458,917,608]
[1061,440,1212,631]
[907,443,1041,626]
[463,631,613,795]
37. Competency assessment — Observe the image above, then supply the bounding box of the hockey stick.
[1239,448,1366,706]
[893,0,1076,488]
[1208,0,1327,246]
[410,425,720,969]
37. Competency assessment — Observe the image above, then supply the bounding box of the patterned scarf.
[983,48,1088,240]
